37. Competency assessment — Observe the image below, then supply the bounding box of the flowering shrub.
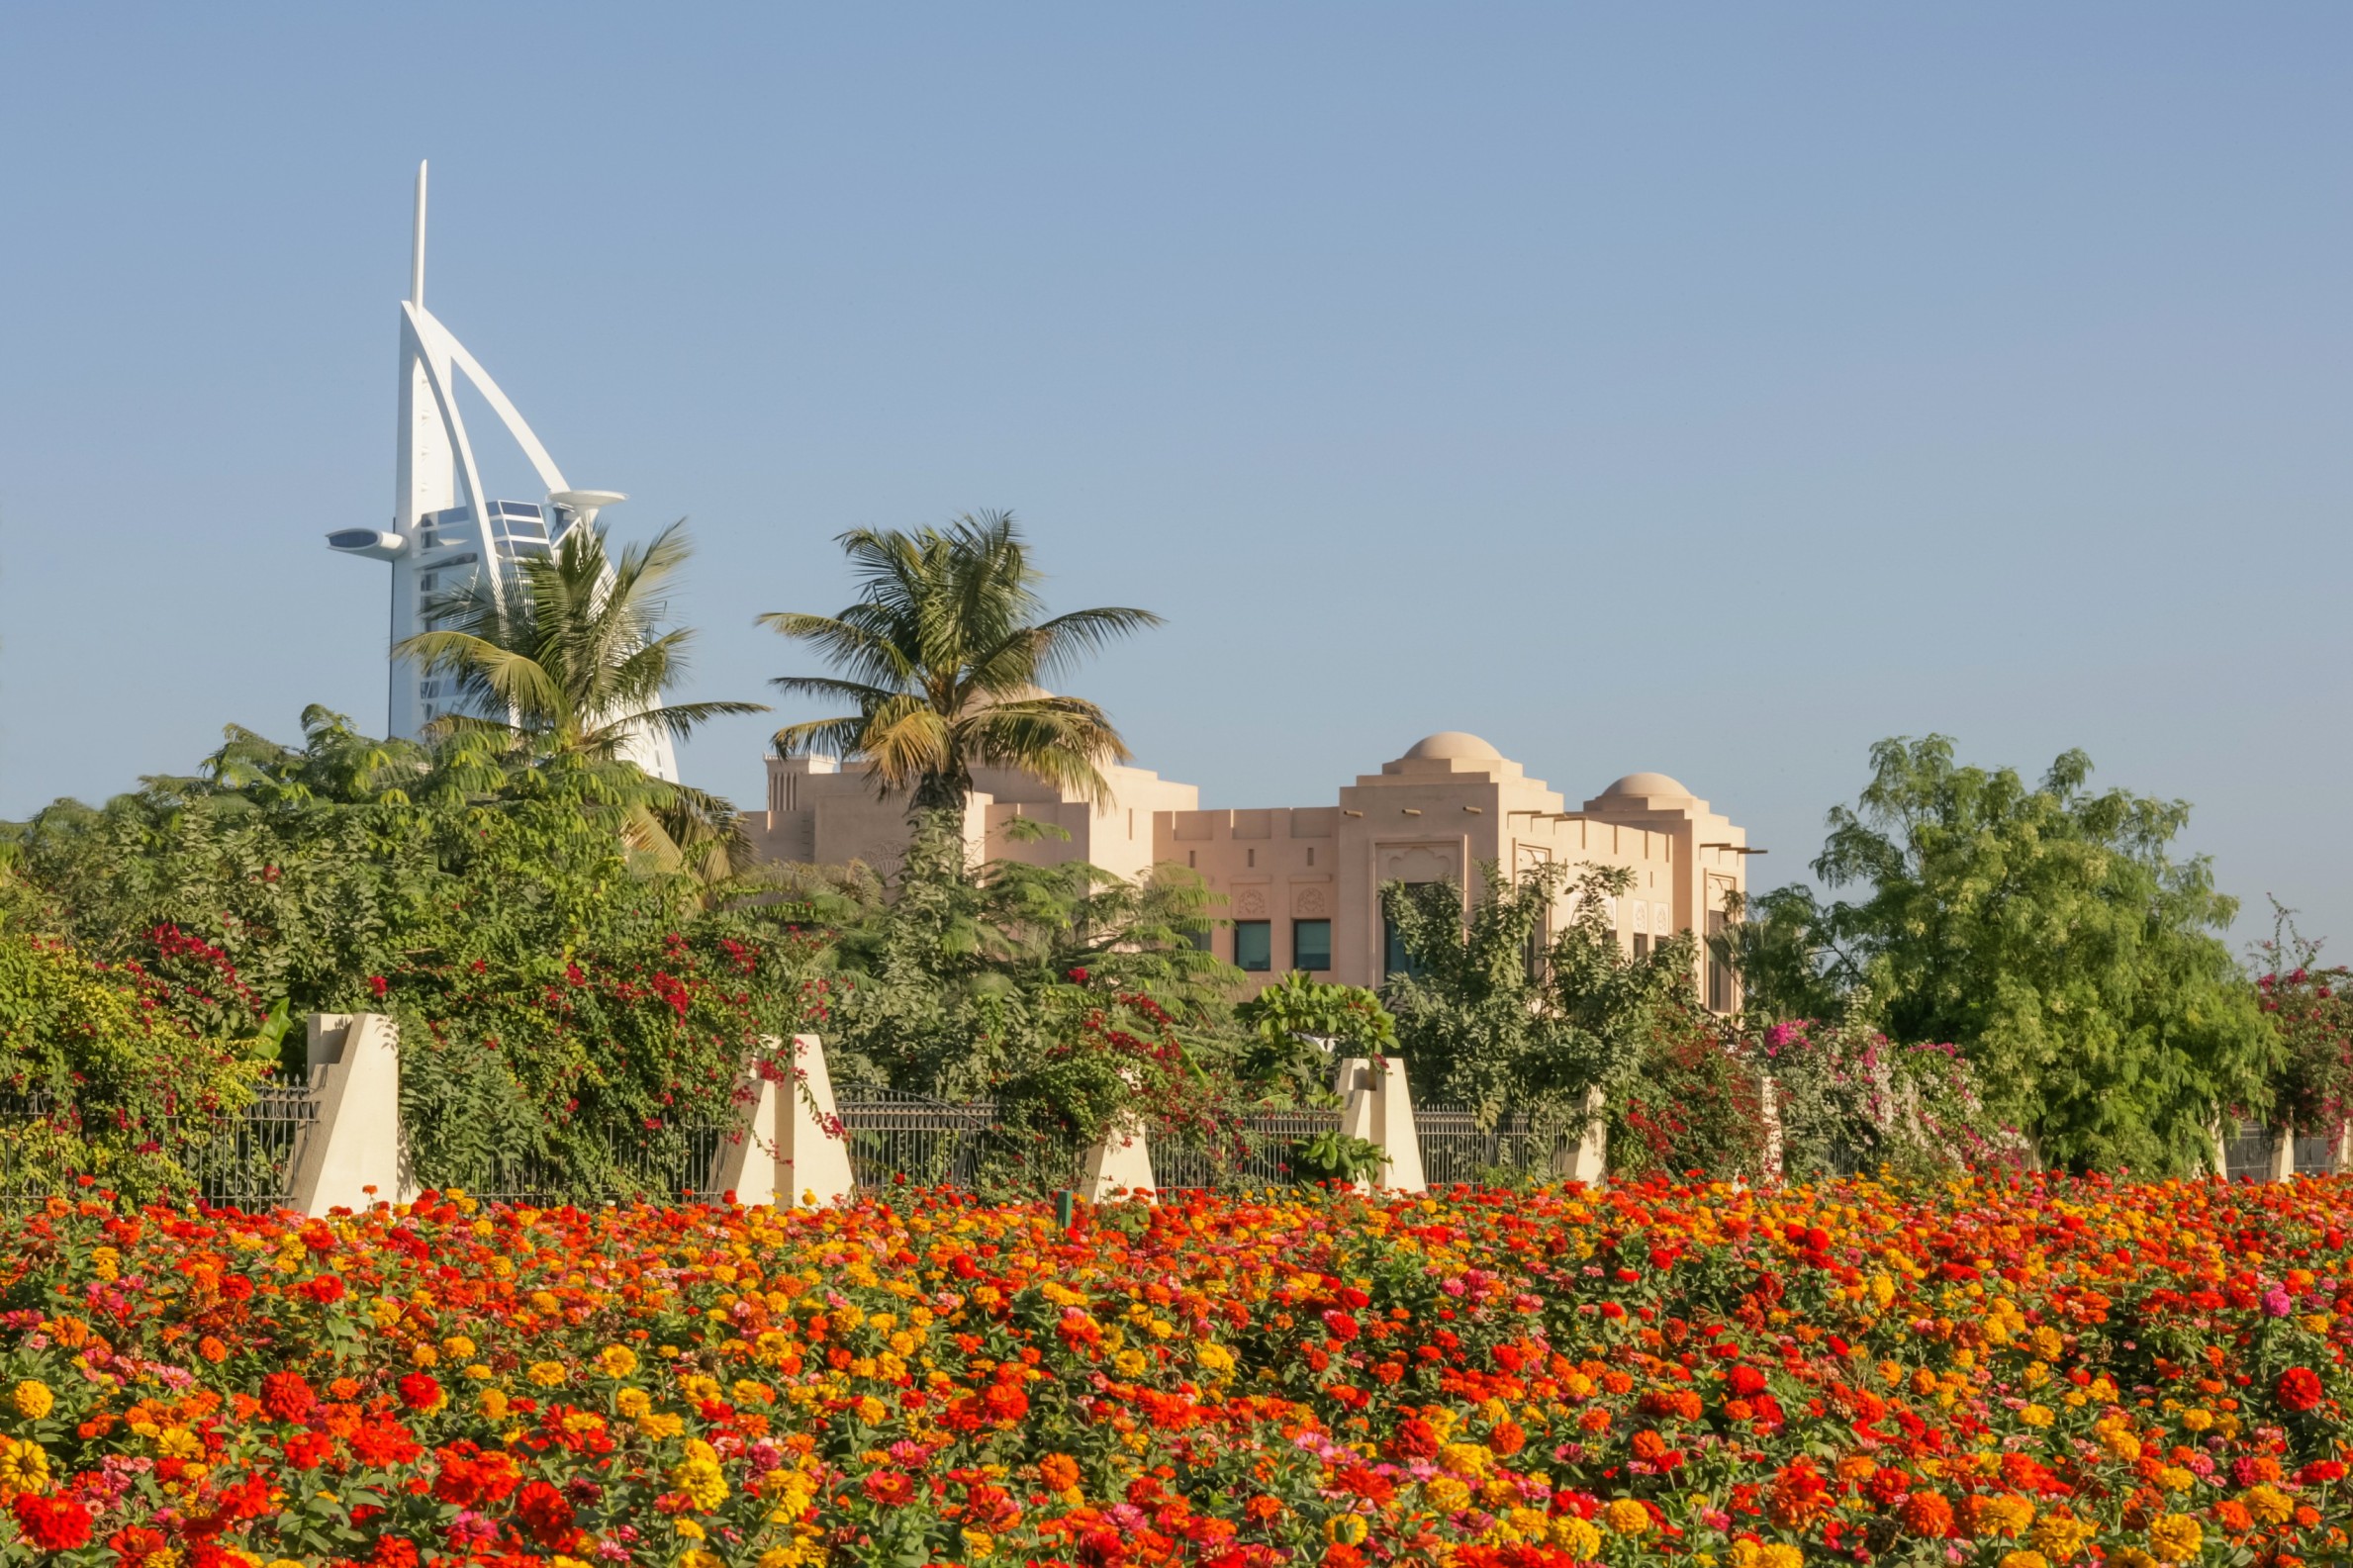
[0,927,273,1201]
[1,1174,2350,1565]
[1737,1008,2029,1180]
[2249,905,2353,1147]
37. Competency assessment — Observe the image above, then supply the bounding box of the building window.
[1633,934,1650,960]
[1185,926,1214,954]
[1235,921,1272,972]
[1707,910,1732,1012]
[1292,919,1331,972]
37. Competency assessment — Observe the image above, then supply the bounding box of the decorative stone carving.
[1235,886,1269,917]
[1295,886,1329,917]
[1376,843,1459,886]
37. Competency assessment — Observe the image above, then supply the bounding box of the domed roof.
[1402,731,1502,762]
[1602,771,1691,798]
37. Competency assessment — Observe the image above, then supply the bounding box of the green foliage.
[1286,1128,1390,1186]
[397,522,769,878]
[1731,736,2272,1175]
[9,712,829,1198]
[1607,1004,1768,1180]
[1234,973,1396,1106]
[763,511,1162,811]
[1380,860,1696,1139]
[0,922,270,1201]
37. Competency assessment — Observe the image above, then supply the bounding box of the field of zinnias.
[0,1178,2348,1568]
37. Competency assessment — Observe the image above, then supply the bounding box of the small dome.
[1603,771,1691,798]
[1402,731,1502,761]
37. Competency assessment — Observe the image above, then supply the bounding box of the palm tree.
[396,520,768,874]
[761,510,1162,812]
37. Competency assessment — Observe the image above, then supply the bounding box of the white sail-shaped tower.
[327,163,679,783]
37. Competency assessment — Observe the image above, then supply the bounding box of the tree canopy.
[1729,735,2273,1174]
[762,511,1161,812]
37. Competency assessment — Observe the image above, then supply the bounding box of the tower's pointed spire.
[410,160,427,308]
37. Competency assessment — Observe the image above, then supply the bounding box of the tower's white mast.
[411,160,427,308]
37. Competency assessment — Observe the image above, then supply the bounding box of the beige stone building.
[747,730,1753,1008]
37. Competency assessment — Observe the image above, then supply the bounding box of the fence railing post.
[775,1034,856,1208]
[1335,1057,1426,1193]
[2270,1127,2298,1183]
[1758,1073,1785,1183]
[289,1013,410,1217]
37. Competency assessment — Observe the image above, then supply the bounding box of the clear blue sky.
[3,5,2347,950]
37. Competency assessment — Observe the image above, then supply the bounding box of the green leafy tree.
[1234,973,1397,1107]
[1380,861,1696,1139]
[1732,736,2272,1174]
[397,520,767,876]
[762,511,1161,812]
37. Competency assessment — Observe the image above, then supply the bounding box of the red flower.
[863,1471,916,1507]
[396,1372,442,1412]
[298,1273,345,1305]
[13,1493,94,1551]
[260,1371,317,1424]
[514,1480,576,1548]
[368,974,389,998]
[2278,1366,2324,1413]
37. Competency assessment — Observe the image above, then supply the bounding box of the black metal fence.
[1413,1104,1557,1186]
[462,1124,734,1207]
[1154,1109,1342,1191]
[835,1092,996,1190]
[0,1078,317,1209]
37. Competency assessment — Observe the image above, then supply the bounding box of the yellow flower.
[856,1396,889,1425]
[615,1389,653,1419]
[2179,1408,2212,1432]
[441,1336,476,1359]
[2020,1403,2054,1428]
[526,1360,567,1388]
[478,1389,510,1420]
[11,1382,53,1422]
[637,1412,686,1440]
[1113,1349,1149,1378]
[671,1441,729,1512]
[0,1436,50,1496]
[1602,1498,1652,1536]
[2145,1515,2202,1565]
[1196,1342,1236,1376]
[2001,1555,2052,1568]
[2031,1509,2094,1561]
[2100,1430,2141,1462]
[1323,1516,1369,1547]
[961,1530,995,1560]
[1426,1477,1471,1513]
[2241,1484,2294,1525]
[599,1344,639,1378]
[1439,1442,1492,1479]
[1757,1548,1803,1568]
[1549,1517,1601,1557]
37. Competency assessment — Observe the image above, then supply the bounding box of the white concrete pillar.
[1081,1114,1154,1202]
[775,1034,856,1207]
[1334,1056,1426,1193]
[2271,1127,2298,1183]
[709,1070,782,1206]
[1553,1084,1608,1185]
[289,1013,411,1217]
[1758,1073,1785,1183]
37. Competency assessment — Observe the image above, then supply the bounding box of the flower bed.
[0,1175,2349,1567]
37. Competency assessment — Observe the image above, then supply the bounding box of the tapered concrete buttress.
[1334,1056,1426,1193]
[1082,1116,1155,1203]
[290,1014,413,1217]
[709,1070,783,1207]
[776,1035,856,1208]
